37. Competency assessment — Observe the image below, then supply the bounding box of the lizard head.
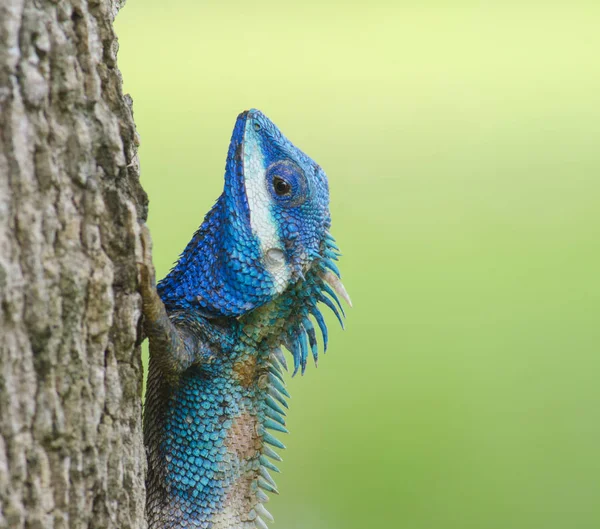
[158,109,349,324]
[236,109,331,291]
[229,110,351,376]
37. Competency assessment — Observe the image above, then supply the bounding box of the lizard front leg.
[138,224,196,379]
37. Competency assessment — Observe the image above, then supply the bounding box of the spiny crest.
[279,232,351,376]
[248,239,351,527]
[243,352,288,529]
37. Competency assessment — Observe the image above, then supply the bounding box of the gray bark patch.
[0,1,147,527]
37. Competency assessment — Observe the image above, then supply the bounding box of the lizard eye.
[273,176,292,196]
[266,160,307,206]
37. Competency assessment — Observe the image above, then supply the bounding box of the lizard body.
[140,110,350,529]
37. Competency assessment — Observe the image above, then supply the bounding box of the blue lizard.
[139,109,350,529]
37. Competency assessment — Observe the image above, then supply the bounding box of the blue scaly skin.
[139,110,351,529]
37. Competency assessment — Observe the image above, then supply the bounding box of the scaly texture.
[141,110,350,529]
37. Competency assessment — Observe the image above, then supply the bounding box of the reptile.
[138,109,351,529]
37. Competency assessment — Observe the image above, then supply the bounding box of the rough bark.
[0,1,147,528]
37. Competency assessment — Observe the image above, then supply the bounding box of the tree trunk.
[0,1,147,528]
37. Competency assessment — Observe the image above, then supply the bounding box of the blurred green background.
[116,2,600,528]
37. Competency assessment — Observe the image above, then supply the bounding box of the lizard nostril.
[253,123,261,131]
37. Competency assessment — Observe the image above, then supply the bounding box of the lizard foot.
[138,223,157,296]
[137,223,168,335]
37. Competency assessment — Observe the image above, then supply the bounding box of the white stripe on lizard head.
[243,123,291,294]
